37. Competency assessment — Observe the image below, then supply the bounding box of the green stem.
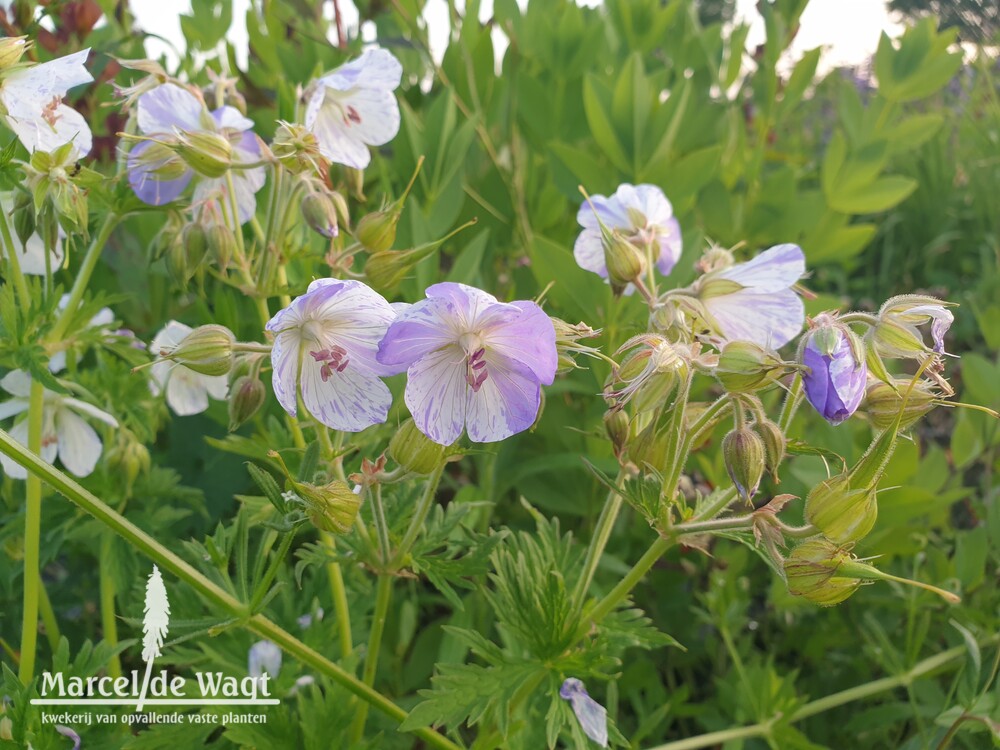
[49,214,119,342]
[778,373,804,434]
[0,201,31,309]
[0,427,462,750]
[37,577,60,655]
[322,532,354,660]
[391,462,445,569]
[647,639,996,750]
[19,380,45,684]
[370,483,392,565]
[570,476,624,614]
[349,572,394,743]
[248,531,294,613]
[99,534,122,678]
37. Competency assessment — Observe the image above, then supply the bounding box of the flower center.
[42,96,62,127]
[465,347,488,392]
[310,345,350,381]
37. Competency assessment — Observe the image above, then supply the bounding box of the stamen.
[345,105,362,125]
[465,347,489,391]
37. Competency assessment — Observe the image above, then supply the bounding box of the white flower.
[0,191,65,275]
[304,48,402,169]
[0,49,93,156]
[0,370,118,480]
[248,640,282,682]
[149,321,228,416]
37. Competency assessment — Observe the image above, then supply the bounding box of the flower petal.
[337,87,400,146]
[0,370,33,398]
[717,243,805,293]
[655,216,683,276]
[377,295,457,374]
[424,282,502,331]
[211,105,254,132]
[479,301,557,385]
[127,140,194,206]
[62,397,118,427]
[465,353,541,443]
[269,329,301,417]
[307,100,374,169]
[165,367,211,416]
[404,345,468,446]
[55,407,103,477]
[573,228,608,278]
[5,101,92,156]
[299,353,391,432]
[0,398,29,421]
[703,288,804,349]
[316,48,403,92]
[137,83,205,134]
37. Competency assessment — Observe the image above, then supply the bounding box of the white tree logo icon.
[135,565,170,711]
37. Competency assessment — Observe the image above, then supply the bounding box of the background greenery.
[0,0,997,747]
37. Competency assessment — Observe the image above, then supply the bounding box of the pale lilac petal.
[127,140,194,206]
[704,289,804,349]
[211,105,254,132]
[717,243,805,293]
[404,346,468,446]
[377,295,458,374]
[625,184,673,225]
[55,725,81,750]
[576,194,629,231]
[803,332,866,425]
[6,50,92,100]
[55,408,103,477]
[655,216,682,275]
[306,100,375,169]
[424,282,502,330]
[165,368,211,416]
[299,351,391,431]
[560,679,608,748]
[317,48,403,92]
[465,353,540,443]
[137,83,204,134]
[479,301,557,385]
[5,102,92,156]
[337,87,400,146]
[269,329,301,417]
[573,229,609,278]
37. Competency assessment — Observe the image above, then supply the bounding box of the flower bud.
[298,479,361,534]
[722,426,765,501]
[864,379,937,431]
[604,409,630,459]
[602,230,646,288]
[783,539,861,606]
[0,36,28,69]
[628,421,669,474]
[301,191,339,238]
[389,418,446,474]
[355,207,399,252]
[801,316,867,425]
[163,324,235,376]
[716,341,781,392]
[757,419,786,482]
[167,222,208,284]
[804,473,877,544]
[12,190,35,246]
[207,223,236,270]
[271,121,322,174]
[228,375,266,431]
[173,130,233,178]
[107,432,150,496]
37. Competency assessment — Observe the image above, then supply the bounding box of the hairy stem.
[19,380,45,684]
[49,214,119,342]
[391,462,445,569]
[0,201,31,308]
[99,534,122,678]
[349,572,394,742]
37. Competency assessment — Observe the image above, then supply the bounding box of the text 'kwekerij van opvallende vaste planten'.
[0,0,998,748]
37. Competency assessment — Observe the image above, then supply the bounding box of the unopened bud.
[12,191,35,246]
[207,223,236,269]
[804,473,877,544]
[722,426,765,501]
[0,36,28,69]
[228,376,266,431]
[165,324,235,376]
[301,192,339,238]
[389,418,446,474]
[783,539,861,606]
[173,131,233,178]
[168,222,208,283]
[604,409,629,458]
[757,419,786,482]
[629,421,669,473]
[297,480,361,534]
[717,341,782,392]
[603,231,646,288]
[864,379,937,431]
[0,715,11,742]
[356,208,399,252]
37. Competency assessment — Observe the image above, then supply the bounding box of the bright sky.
[132,0,903,75]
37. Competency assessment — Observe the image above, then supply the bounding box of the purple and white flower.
[149,321,228,416]
[0,49,93,156]
[377,282,558,445]
[560,678,608,748]
[574,183,682,284]
[0,370,118,479]
[802,319,867,425]
[876,296,955,357]
[248,640,282,683]
[698,243,806,348]
[1,191,64,275]
[303,48,402,169]
[266,279,396,432]
[127,84,264,223]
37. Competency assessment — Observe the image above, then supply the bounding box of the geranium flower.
[0,49,93,156]
[574,183,682,283]
[0,191,64,275]
[248,640,281,682]
[802,318,867,425]
[697,243,805,348]
[560,678,608,748]
[303,48,402,169]
[0,370,118,479]
[377,283,558,445]
[127,84,264,222]
[265,279,396,432]
[149,321,228,416]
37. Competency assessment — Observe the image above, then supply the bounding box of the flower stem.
[322,532,354,660]
[349,571,394,743]
[391,462,445,569]
[49,214,119,342]
[0,427,463,750]
[37,577,60,655]
[99,534,122,678]
[248,531,294,613]
[571,476,624,615]
[18,379,45,684]
[0,202,31,309]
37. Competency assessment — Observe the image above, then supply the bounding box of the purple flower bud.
[802,323,867,425]
[560,678,608,748]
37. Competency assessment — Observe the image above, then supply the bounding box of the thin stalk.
[99,534,122,678]
[570,475,624,615]
[0,427,462,750]
[37,577,60,654]
[349,572,394,742]
[49,214,119,341]
[248,531,294,613]
[18,380,45,684]
[0,202,31,308]
[778,373,804,434]
[391,463,445,569]
[322,532,353,660]
[370,484,392,565]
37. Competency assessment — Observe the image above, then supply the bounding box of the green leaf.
[583,75,631,173]
[950,619,982,708]
[827,175,918,214]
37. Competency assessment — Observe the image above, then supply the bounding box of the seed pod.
[389,418,446,474]
[722,427,765,501]
[864,379,937,431]
[756,419,786,482]
[783,539,861,606]
[602,231,646,288]
[173,131,233,178]
[804,473,877,544]
[604,409,630,459]
[168,222,209,283]
[12,191,35,246]
[165,324,235,377]
[297,480,361,534]
[355,208,399,252]
[0,36,28,68]
[716,341,779,393]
